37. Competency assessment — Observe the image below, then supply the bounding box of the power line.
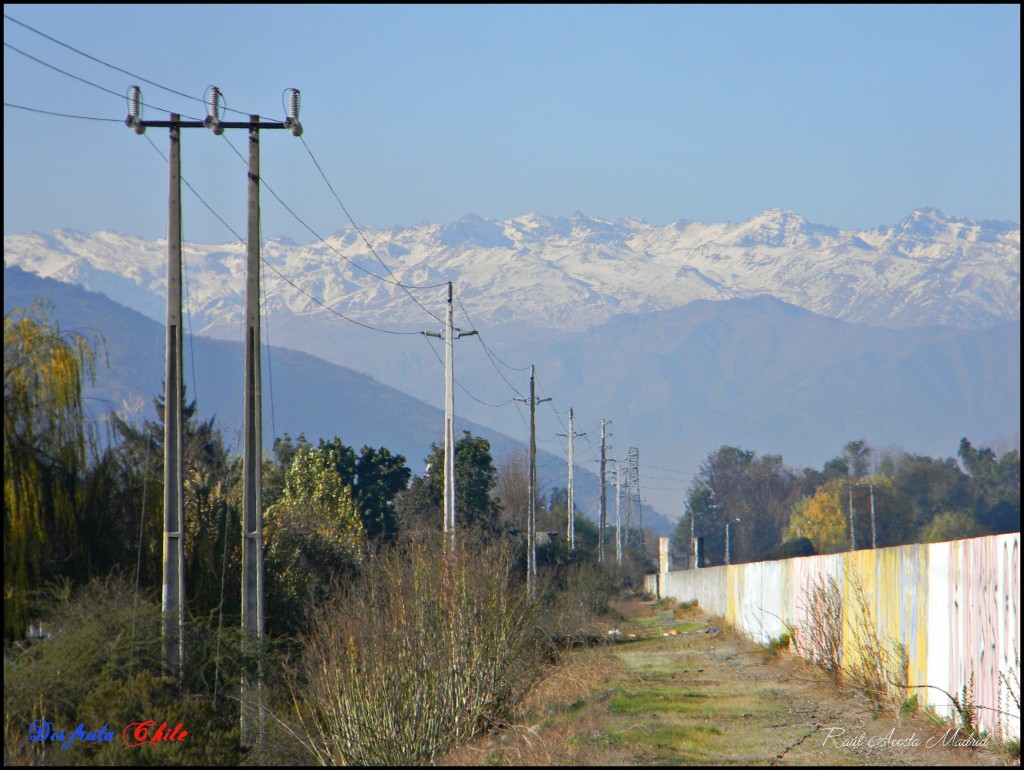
[299,135,448,321]
[5,13,259,116]
[3,101,121,121]
[143,134,422,338]
[218,135,445,326]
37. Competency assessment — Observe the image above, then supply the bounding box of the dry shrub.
[793,574,843,678]
[845,575,908,713]
[285,534,554,765]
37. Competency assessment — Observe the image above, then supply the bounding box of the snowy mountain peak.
[4,209,1019,334]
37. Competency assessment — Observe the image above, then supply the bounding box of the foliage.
[919,509,991,543]
[263,445,364,636]
[420,431,500,533]
[2,574,243,766]
[4,300,102,640]
[270,434,411,542]
[284,533,553,765]
[957,438,1021,533]
[786,479,849,554]
[760,536,816,561]
[672,446,803,567]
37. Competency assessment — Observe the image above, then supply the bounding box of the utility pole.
[557,408,585,551]
[854,482,877,549]
[848,484,856,551]
[869,483,876,550]
[598,420,609,564]
[516,367,550,599]
[422,282,476,550]
[127,85,302,747]
[614,459,622,564]
[161,111,185,686]
[726,518,741,565]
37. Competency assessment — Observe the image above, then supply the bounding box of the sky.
[3,4,1020,246]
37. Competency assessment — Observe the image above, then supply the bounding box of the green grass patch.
[609,686,711,715]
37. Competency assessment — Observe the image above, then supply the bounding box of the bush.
[284,533,554,765]
[3,574,243,766]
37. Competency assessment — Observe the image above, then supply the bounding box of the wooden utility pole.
[614,459,622,563]
[444,283,455,546]
[240,115,265,746]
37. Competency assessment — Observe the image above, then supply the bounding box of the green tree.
[264,445,364,635]
[423,431,500,533]
[958,438,1021,533]
[270,434,411,541]
[4,300,102,639]
[919,509,991,543]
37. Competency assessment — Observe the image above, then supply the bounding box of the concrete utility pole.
[598,420,609,564]
[854,482,877,549]
[516,366,550,599]
[127,85,302,747]
[557,408,585,551]
[848,484,856,551]
[422,282,476,550]
[614,460,622,564]
[162,113,185,686]
[725,518,741,565]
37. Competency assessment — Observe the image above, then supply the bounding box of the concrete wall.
[653,532,1020,739]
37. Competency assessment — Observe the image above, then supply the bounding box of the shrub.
[284,533,554,765]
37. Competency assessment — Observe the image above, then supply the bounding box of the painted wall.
[654,532,1020,739]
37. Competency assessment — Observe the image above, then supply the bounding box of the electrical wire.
[143,134,422,337]
[3,101,121,121]
[454,294,530,399]
[4,42,197,119]
[299,135,448,318]
[5,13,259,117]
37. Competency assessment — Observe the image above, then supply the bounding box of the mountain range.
[4,207,1020,520]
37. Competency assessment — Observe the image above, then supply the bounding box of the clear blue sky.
[4,4,1020,244]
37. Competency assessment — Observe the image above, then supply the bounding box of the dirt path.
[445,597,1016,766]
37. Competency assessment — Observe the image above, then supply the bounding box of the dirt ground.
[444,597,1019,766]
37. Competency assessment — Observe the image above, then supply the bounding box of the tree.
[958,438,1021,533]
[4,300,102,639]
[919,510,990,543]
[424,432,499,533]
[270,434,411,542]
[493,451,531,533]
[786,478,849,554]
[264,445,364,635]
[673,446,800,566]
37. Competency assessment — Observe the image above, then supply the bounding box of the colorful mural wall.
[656,532,1020,739]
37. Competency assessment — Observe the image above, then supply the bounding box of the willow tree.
[4,300,101,639]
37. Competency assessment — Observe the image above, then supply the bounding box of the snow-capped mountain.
[5,208,1019,337]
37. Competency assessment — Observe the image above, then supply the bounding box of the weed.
[950,673,978,735]
[762,627,794,662]
[792,574,843,678]
[900,693,920,716]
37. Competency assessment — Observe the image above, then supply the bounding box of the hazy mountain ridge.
[5,208,1019,338]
